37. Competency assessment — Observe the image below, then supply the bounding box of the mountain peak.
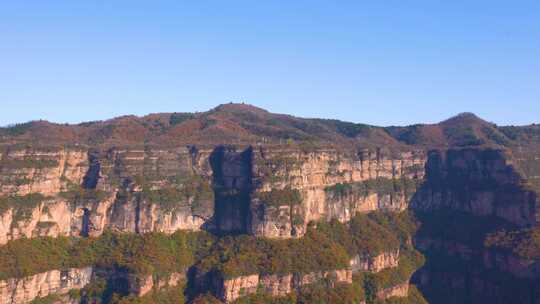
[212,103,269,115]
[440,112,489,126]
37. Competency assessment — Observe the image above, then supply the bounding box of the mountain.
[0,104,539,304]
[0,104,529,148]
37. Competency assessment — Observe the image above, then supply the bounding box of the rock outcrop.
[376,283,409,300]
[128,272,185,297]
[250,147,425,238]
[0,267,92,304]
[215,269,353,303]
[350,249,400,273]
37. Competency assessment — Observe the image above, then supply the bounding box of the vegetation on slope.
[195,228,350,278]
[0,230,214,280]
[316,215,400,257]
[1,210,427,303]
[254,188,302,207]
[79,281,187,304]
[196,212,410,279]
[0,193,47,221]
[355,248,424,300]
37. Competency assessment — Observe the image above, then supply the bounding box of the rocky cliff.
[0,146,215,244]
[0,104,539,303]
[350,249,400,273]
[249,147,424,238]
[0,144,425,244]
[412,148,540,227]
[214,269,353,303]
[203,249,402,303]
[0,267,92,304]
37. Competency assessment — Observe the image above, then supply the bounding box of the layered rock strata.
[0,267,92,304]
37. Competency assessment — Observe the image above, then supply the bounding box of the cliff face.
[212,269,353,303]
[0,267,92,304]
[412,148,539,227]
[0,145,425,243]
[411,148,540,304]
[127,272,185,297]
[195,248,401,303]
[249,147,425,238]
[0,146,215,244]
[1,145,539,304]
[350,250,400,273]
[0,144,424,303]
[376,283,409,300]
[0,147,88,197]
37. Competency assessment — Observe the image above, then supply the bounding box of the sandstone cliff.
[0,145,426,244]
[350,249,400,273]
[212,269,353,303]
[0,267,92,304]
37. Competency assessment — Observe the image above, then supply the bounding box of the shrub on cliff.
[255,188,302,207]
[367,211,419,245]
[136,174,214,213]
[316,215,400,257]
[324,177,420,200]
[0,236,73,280]
[0,193,46,221]
[106,282,186,304]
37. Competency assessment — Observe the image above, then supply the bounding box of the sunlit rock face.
[0,267,93,304]
[0,145,427,243]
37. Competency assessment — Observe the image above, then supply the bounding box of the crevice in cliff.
[188,145,199,173]
[210,146,253,235]
[81,208,91,237]
[82,150,101,189]
[134,194,141,234]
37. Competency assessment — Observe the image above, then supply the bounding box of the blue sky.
[1,1,539,127]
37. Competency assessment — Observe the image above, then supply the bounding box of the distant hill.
[0,103,538,151]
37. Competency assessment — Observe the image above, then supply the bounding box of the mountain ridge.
[1,103,537,149]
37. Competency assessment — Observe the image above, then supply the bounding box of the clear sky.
[1,1,539,127]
